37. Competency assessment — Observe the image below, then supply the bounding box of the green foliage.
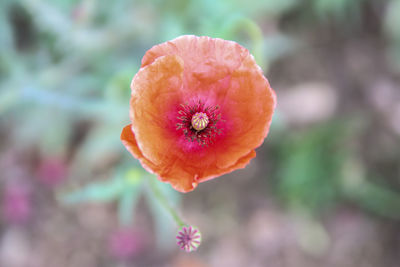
[384,0,400,71]
[60,169,142,204]
[385,0,400,41]
[347,180,400,220]
[311,0,367,22]
[274,120,400,219]
[275,123,345,213]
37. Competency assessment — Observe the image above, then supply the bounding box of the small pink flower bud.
[176,225,202,252]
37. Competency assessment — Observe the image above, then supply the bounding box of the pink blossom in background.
[2,184,32,224]
[36,158,67,187]
[108,228,144,260]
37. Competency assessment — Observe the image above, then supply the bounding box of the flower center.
[176,100,222,146]
[191,112,209,131]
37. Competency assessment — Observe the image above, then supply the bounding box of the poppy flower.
[121,35,276,192]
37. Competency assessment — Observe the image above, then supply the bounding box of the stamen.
[176,100,222,146]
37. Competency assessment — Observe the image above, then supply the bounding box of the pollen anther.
[191,112,209,131]
[176,101,221,146]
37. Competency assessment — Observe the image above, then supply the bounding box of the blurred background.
[1,0,400,266]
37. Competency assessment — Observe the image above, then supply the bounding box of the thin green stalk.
[148,177,185,227]
[222,15,265,69]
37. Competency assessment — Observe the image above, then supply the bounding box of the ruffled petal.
[130,54,184,167]
[120,124,158,175]
[142,35,249,88]
[211,54,276,169]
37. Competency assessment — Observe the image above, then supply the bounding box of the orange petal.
[142,35,249,87]
[120,124,158,175]
[211,53,276,169]
[129,54,184,167]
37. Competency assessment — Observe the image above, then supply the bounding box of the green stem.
[148,177,185,227]
[223,16,265,69]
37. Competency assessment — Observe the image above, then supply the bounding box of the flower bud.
[176,225,201,252]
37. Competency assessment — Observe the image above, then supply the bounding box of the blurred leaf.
[104,67,138,103]
[263,34,300,69]
[117,169,144,225]
[275,123,347,213]
[125,168,143,185]
[72,125,123,166]
[384,0,400,72]
[60,174,132,204]
[345,179,400,220]
[312,0,366,22]
[384,0,400,42]
[235,0,298,17]
[387,44,400,72]
[0,0,14,54]
[0,88,20,116]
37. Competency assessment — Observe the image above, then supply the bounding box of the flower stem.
[222,15,265,69]
[148,176,185,227]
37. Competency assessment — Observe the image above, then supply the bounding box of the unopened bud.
[176,225,201,252]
